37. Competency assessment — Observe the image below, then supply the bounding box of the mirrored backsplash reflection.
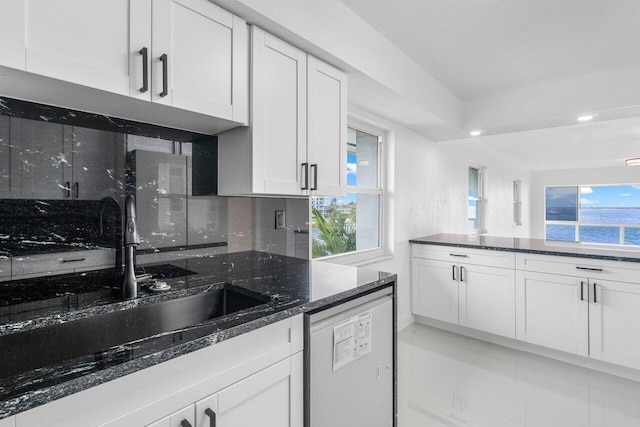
[0,97,309,283]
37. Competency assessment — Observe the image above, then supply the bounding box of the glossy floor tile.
[398,323,640,427]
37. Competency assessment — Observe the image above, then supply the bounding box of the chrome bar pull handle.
[460,266,465,282]
[580,281,585,301]
[449,253,469,258]
[452,265,457,281]
[593,282,597,303]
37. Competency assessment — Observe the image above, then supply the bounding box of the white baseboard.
[414,315,640,382]
[398,313,415,331]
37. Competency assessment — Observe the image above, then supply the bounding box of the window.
[311,126,383,259]
[468,166,484,233]
[545,185,640,245]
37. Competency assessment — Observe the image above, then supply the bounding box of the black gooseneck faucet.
[123,195,140,299]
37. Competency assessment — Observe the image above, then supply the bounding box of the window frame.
[311,117,390,265]
[467,164,485,235]
[544,184,640,246]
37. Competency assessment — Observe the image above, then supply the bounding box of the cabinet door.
[411,258,458,323]
[21,0,150,97]
[152,0,247,122]
[251,26,307,195]
[307,55,347,196]
[589,279,640,369]
[0,2,24,70]
[195,393,219,427]
[515,271,588,356]
[459,264,515,338]
[70,127,118,200]
[147,405,195,427]
[16,120,71,199]
[215,356,300,427]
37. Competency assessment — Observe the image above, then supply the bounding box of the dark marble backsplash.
[0,199,121,256]
[0,97,310,281]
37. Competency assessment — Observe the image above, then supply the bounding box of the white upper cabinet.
[17,0,146,97]
[218,26,346,197]
[0,1,26,70]
[152,0,247,122]
[307,56,347,196]
[0,0,247,127]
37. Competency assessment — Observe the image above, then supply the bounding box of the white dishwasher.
[305,287,394,427]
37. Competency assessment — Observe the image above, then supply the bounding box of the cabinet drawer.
[412,244,515,269]
[11,249,115,279]
[516,253,640,283]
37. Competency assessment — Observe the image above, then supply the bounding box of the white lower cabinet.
[516,265,640,370]
[145,354,302,427]
[147,406,195,427]
[198,354,302,427]
[515,270,589,356]
[413,245,640,373]
[588,279,640,369]
[14,315,303,427]
[411,256,516,338]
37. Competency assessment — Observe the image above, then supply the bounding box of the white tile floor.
[398,323,640,427]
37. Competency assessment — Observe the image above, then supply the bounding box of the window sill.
[314,248,393,267]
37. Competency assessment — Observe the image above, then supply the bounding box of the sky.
[580,185,640,208]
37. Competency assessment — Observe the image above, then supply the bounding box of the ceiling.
[338,0,640,170]
[339,0,640,100]
[477,116,640,171]
[218,0,640,164]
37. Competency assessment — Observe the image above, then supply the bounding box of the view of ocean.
[546,208,640,245]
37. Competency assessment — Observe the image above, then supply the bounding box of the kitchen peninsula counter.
[0,251,396,418]
[410,233,640,263]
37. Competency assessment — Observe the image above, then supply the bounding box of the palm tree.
[312,208,356,258]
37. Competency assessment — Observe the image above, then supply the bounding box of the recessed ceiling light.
[469,130,482,137]
[625,158,640,166]
[577,115,594,122]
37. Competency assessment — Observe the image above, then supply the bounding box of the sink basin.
[0,284,270,379]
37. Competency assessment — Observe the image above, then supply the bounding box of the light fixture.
[625,157,640,166]
[577,115,594,122]
[469,130,482,137]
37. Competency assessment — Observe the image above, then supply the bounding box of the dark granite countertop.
[410,233,640,263]
[0,251,396,418]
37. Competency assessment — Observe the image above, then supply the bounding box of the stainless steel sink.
[0,284,270,379]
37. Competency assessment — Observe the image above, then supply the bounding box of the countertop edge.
[409,238,640,263]
[0,274,397,418]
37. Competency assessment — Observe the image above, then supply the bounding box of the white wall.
[530,166,640,239]
[348,106,441,329]
[436,139,531,238]
[343,107,533,329]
